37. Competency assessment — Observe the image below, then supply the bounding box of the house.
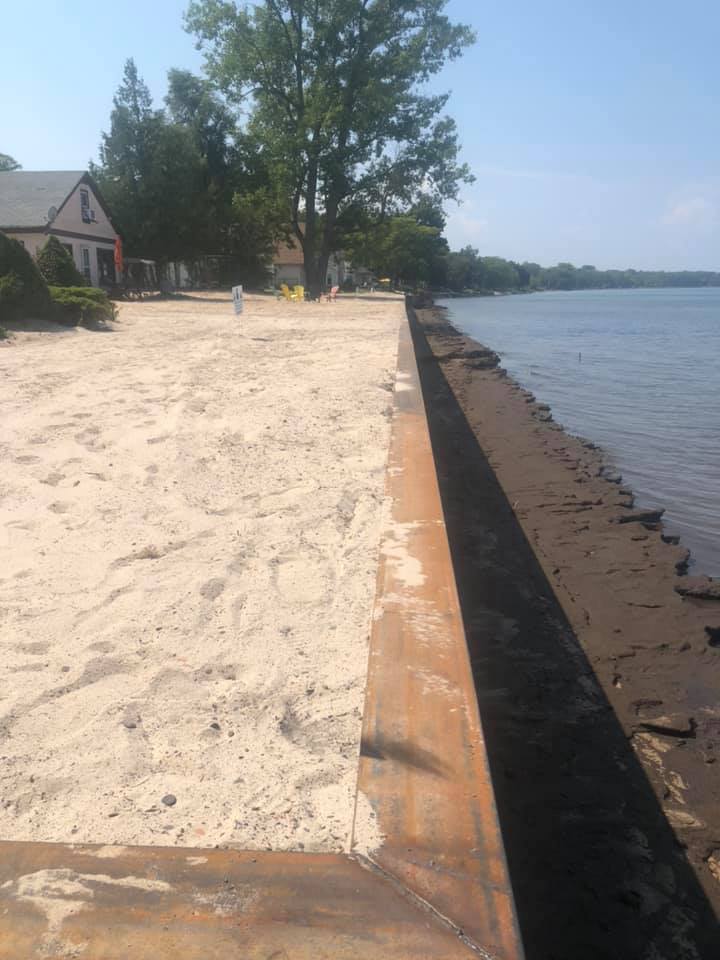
[272,235,347,289]
[0,171,119,287]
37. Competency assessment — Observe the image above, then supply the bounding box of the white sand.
[0,293,402,851]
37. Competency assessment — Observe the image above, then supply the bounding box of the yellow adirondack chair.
[280,283,293,301]
[291,285,305,301]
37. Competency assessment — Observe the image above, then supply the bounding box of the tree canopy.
[439,248,720,294]
[92,60,206,274]
[92,59,286,286]
[186,0,475,297]
[0,153,21,172]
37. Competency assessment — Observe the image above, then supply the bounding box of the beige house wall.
[5,232,45,258]
[274,264,305,287]
[51,181,117,242]
[5,229,115,288]
[273,255,346,290]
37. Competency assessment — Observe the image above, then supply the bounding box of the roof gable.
[0,171,86,229]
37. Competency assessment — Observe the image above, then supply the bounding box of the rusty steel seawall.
[0,304,524,959]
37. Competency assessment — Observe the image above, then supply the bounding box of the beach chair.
[280,283,293,301]
[324,285,340,302]
[291,285,305,301]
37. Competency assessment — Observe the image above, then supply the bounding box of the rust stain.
[0,844,471,959]
[354,313,524,959]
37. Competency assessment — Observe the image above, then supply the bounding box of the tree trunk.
[304,254,323,301]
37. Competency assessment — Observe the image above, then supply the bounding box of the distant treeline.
[442,247,720,294]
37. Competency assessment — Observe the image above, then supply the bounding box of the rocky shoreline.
[412,303,720,958]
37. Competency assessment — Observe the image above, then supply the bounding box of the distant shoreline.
[433,284,720,299]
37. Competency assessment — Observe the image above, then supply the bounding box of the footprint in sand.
[74,425,104,451]
[87,640,115,653]
[200,578,226,602]
[14,456,40,464]
[277,558,327,604]
[18,641,51,655]
[40,473,66,487]
[47,502,71,514]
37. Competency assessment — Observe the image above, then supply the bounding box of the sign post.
[232,285,244,316]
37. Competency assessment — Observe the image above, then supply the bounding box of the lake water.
[440,289,720,576]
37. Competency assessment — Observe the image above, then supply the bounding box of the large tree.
[165,68,288,282]
[93,60,206,276]
[186,0,475,298]
[0,153,21,172]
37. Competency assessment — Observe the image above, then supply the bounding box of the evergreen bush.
[0,233,52,322]
[37,236,86,287]
[48,286,116,326]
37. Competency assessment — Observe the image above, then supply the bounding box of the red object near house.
[114,237,124,275]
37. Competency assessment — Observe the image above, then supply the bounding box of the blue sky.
[2,0,719,270]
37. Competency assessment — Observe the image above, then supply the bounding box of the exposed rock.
[438,346,500,369]
[601,468,623,484]
[665,809,704,829]
[632,698,664,718]
[162,794,177,807]
[662,534,681,546]
[636,715,697,739]
[705,626,720,648]
[675,578,720,601]
[615,509,665,525]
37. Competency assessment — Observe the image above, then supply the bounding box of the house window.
[80,246,92,283]
[80,188,93,223]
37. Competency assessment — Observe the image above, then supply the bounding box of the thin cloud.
[473,164,601,186]
[662,196,714,226]
[446,212,490,248]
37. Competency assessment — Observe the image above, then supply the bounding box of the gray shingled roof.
[0,171,85,228]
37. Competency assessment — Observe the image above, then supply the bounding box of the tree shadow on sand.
[409,311,719,960]
[2,317,115,335]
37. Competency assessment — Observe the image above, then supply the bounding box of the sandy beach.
[413,304,720,959]
[0,292,402,852]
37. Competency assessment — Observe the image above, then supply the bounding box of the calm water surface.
[440,289,720,576]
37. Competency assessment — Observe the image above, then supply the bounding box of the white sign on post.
[232,285,244,315]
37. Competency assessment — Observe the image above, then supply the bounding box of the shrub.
[37,236,86,287]
[49,286,116,326]
[0,271,23,317]
[0,233,52,321]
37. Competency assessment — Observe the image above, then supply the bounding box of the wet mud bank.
[410,304,720,959]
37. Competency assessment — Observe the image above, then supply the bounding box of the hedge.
[37,236,86,287]
[49,286,116,326]
[0,233,52,322]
